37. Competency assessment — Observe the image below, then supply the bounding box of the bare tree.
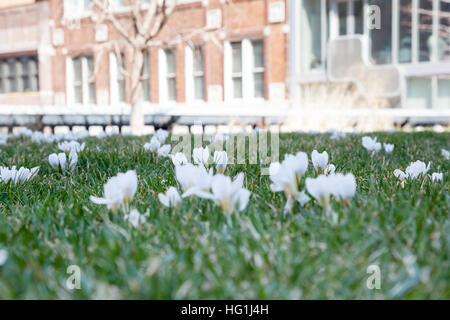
[93,0,176,135]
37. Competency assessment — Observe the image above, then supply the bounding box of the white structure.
[289,0,450,109]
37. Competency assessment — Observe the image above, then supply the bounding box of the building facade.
[0,0,289,108]
[289,0,450,109]
[0,0,448,111]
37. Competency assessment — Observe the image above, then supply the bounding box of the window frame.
[72,54,96,105]
[0,55,39,94]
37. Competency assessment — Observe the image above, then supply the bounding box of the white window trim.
[159,48,177,104]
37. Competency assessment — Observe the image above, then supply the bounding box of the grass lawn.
[0,131,448,299]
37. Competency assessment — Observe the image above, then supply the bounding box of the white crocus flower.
[362,136,382,153]
[176,163,213,196]
[157,144,171,158]
[269,161,310,212]
[283,152,308,181]
[124,208,146,228]
[193,173,251,214]
[171,152,189,166]
[193,146,210,167]
[311,150,328,173]
[441,149,450,160]
[329,173,356,202]
[394,169,408,188]
[48,153,66,170]
[405,160,431,180]
[90,170,138,211]
[324,164,336,176]
[0,166,39,185]
[213,151,228,174]
[68,149,78,170]
[0,249,7,266]
[48,151,78,171]
[431,172,443,182]
[155,129,169,144]
[305,175,331,208]
[144,136,161,153]
[158,187,182,209]
[383,143,394,153]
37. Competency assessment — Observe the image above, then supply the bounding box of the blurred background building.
[0,0,448,132]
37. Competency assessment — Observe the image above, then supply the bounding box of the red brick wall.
[0,0,288,106]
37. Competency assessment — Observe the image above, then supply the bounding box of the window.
[165,49,176,102]
[399,0,413,63]
[369,0,392,65]
[418,0,433,62]
[338,1,347,35]
[141,51,150,102]
[0,56,38,93]
[110,0,126,10]
[226,39,265,100]
[252,40,265,99]
[116,54,126,103]
[354,0,364,34]
[438,0,449,62]
[64,0,92,18]
[231,42,243,99]
[405,77,432,108]
[300,0,323,71]
[437,78,450,109]
[72,55,95,104]
[193,46,204,101]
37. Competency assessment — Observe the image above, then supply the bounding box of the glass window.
[73,55,95,104]
[418,0,433,62]
[338,1,347,35]
[437,78,450,109]
[252,40,265,98]
[7,59,17,92]
[116,54,126,103]
[439,1,450,62]
[300,0,323,71]
[369,0,392,64]
[399,0,413,63]
[405,77,432,108]
[193,46,204,100]
[141,51,150,102]
[165,49,176,101]
[231,42,243,99]
[354,0,364,34]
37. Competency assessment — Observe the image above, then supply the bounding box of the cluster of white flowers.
[394,160,442,187]
[143,129,171,158]
[0,166,39,185]
[16,128,89,144]
[58,140,86,153]
[362,136,394,154]
[306,173,356,207]
[161,145,249,214]
[48,140,85,172]
[269,150,356,212]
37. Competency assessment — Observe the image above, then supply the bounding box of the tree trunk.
[130,47,145,135]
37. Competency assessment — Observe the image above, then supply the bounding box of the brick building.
[0,0,289,109]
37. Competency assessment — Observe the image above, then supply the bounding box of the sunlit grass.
[0,131,448,299]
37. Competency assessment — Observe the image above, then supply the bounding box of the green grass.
[0,131,448,299]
